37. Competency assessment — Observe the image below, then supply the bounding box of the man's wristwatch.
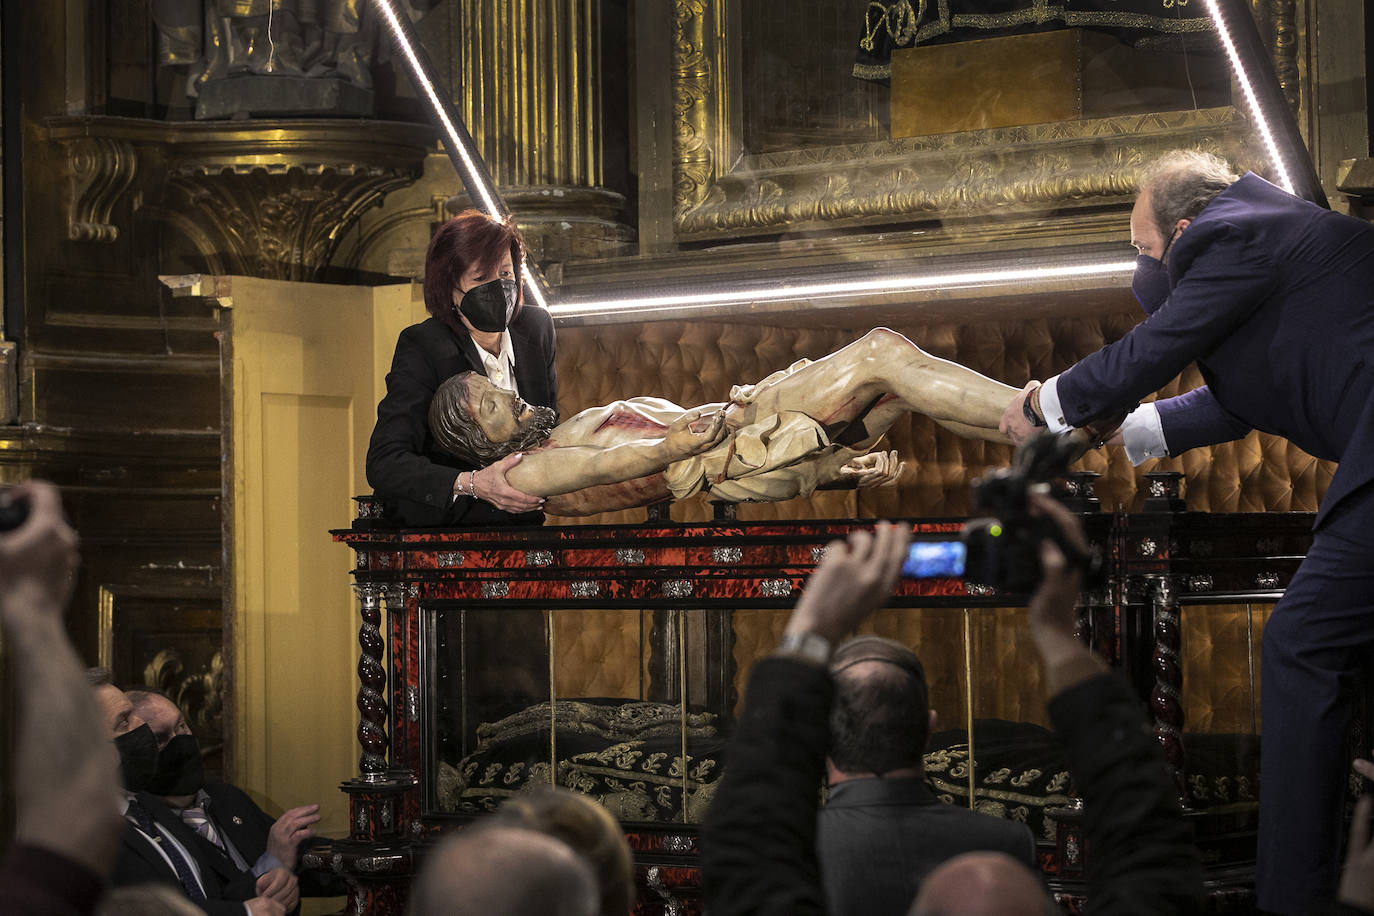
[775,630,833,666]
[1022,385,1048,428]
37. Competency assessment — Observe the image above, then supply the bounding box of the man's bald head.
[408,825,598,916]
[828,635,931,776]
[910,852,1057,916]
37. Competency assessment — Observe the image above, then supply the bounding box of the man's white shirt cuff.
[1039,378,1168,466]
[1120,403,1168,465]
[1038,376,1070,433]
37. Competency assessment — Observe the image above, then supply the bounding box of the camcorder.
[0,489,30,532]
[901,432,1101,593]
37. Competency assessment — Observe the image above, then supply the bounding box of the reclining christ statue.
[429,328,1023,517]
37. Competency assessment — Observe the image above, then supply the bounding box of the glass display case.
[313,485,1316,914]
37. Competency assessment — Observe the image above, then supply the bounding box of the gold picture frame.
[669,0,1300,245]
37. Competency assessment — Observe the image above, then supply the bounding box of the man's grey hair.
[84,667,114,688]
[1140,149,1240,241]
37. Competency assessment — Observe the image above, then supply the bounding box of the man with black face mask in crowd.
[1001,149,1374,914]
[90,671,292,915]
[126,690,333,901]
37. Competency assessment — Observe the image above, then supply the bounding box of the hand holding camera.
[0,481,80,626]
[903,432,1101,594]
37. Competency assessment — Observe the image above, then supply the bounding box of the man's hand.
[255,867,300,913]
[267,803,321,870]
[999,381,1042,446]
[245,897,287,916]
[785,523,911,645]
[471,453,544,513]
[0,480,80,625]
[1339,793,1374,910]
[1024,493,1105,696]
[839,450,906,489]
[665,406,728,457]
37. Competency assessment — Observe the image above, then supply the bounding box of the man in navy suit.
[91,671,293,915]
[127,690,335,902]
[1001,149,1374,913]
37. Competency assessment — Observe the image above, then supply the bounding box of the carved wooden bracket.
[61,136,138,243]
[46,118,434,281]
[168,161,420,282]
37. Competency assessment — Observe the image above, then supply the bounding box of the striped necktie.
[126,797,207,903]
[179,803,226,854]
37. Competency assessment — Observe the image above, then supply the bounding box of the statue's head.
[429,372,558,466]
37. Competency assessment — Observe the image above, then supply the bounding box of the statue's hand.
[666,407,728,457]
[839,450,906,488]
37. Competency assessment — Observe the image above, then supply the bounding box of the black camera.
[902,432,1098,593]
[0,490,30,533]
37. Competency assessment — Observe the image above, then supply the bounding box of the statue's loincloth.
[664,358,843,502]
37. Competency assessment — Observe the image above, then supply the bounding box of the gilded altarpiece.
[668,0,1295,245]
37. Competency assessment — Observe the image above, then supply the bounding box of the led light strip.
[370,0,549,310]
[550,260,1139,317]
[374,0,1291,316]
[1201,0,1296,194]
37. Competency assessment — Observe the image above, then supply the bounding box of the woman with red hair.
[366,210,556,526]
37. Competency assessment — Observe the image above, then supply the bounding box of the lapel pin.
[232,815,243,825]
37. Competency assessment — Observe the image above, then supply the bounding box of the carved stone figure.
[429,327,1021,516]
[152,0,439,115]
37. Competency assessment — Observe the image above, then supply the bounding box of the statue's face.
[463,375,537,445]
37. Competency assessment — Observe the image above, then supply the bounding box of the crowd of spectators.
[3,479,1373,916]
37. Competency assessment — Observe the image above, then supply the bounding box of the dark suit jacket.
[365,307,558,527]
[111,793,259,916]
[1056,173,1374,528]
[110,785,337,912]
[198,783,339,897]
[817,777,1037,916]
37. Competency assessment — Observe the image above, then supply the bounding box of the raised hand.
[1339,794,1374,910]
[0,480,80,626]
[785,522,911,646]
[267,803,322,870]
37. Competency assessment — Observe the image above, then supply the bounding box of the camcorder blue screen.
[901,541,966,579]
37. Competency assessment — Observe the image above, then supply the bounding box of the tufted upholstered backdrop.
[540,313,1312,735]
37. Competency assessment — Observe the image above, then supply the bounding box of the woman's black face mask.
[457,278,519,333]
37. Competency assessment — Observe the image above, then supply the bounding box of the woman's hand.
[467,454,545,513]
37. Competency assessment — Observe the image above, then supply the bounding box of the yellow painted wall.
[225,277,425,846]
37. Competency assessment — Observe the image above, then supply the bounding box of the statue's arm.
[506,408,728,496]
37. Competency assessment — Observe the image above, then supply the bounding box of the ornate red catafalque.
[304,472,1319,915]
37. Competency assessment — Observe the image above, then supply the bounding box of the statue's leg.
[730,328,1016,436]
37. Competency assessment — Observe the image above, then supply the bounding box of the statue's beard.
[509,403,558,453]
[429,376,560,467]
